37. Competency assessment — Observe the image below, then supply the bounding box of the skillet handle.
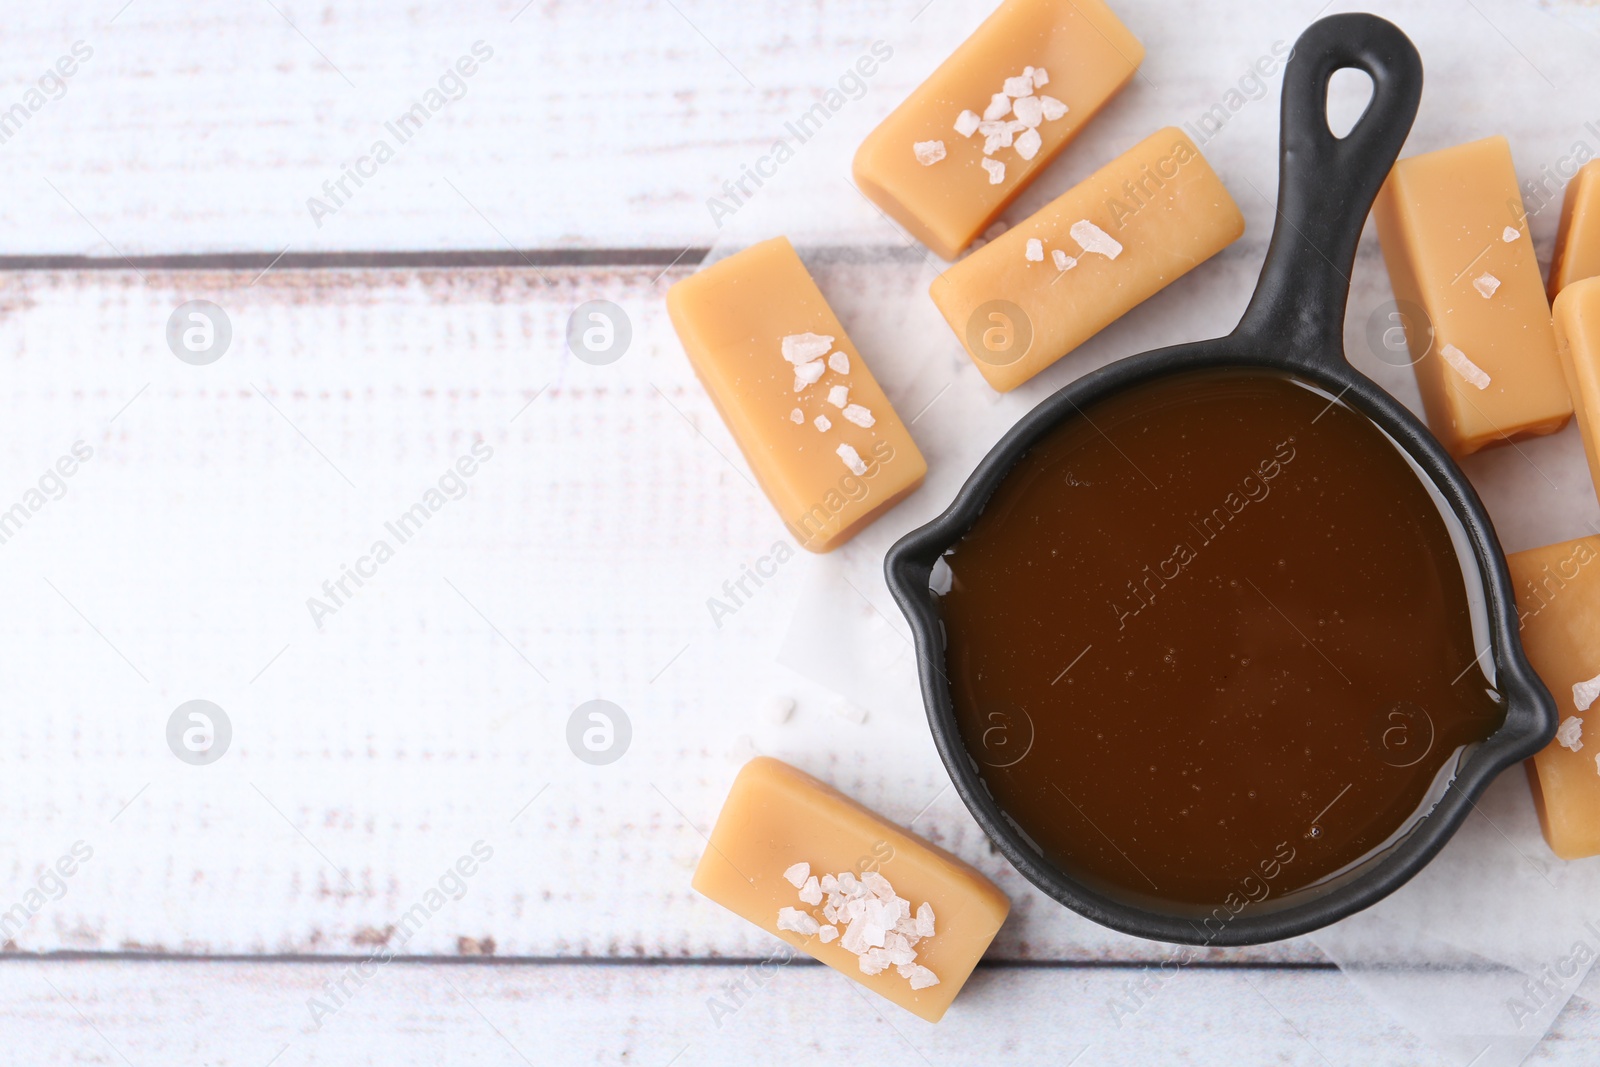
[1231,13,1422,361]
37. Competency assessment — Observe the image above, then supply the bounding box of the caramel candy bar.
[1507,535,1600,859]
[928,127,1243,392]
[853,0,1144,261]
[666,237,927,552]
[1551,160,1600,301]
[1372,136,1572,456]
[692,757,1010,1022]
[1553,277,1600,504]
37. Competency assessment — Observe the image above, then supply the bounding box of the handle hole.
[1326,67,1374,139]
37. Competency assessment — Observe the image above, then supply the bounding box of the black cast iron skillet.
[885,12,1557,945]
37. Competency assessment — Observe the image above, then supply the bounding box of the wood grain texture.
[0,0,1596,254]
[14,957,1600,1067]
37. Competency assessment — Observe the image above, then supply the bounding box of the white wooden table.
[5,0,1600,1063]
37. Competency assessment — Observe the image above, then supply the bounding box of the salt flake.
[763,694,795,722]
[913,139,946,166]
[1024,238,1044,262]
[1039,95,1068,121]
[1013,128,1041,161]
[1441,343,1490,390]
[783,862,810,888]
[813,414,831,432]
[1558,716,1585,752]
[1071,219,1123,259]
[1473,273,1501,299]
[781,333,833,364]
[1574,671,1600,711]
[981,158,1006,185]
[792,359,825,391]
[1503,226,1520,243]
[982,93,1011,121]
[818,924,839,944]
[828,350,850,374]
[799,876,823,905]
[837,443,868,476]
[954,109,981,137]
[777,907,820,936]
[1052,249,1077,271]
[842,404,875,428]
[827,385,849,408]
[789,408,803,424]
[1030,66,1050,88]
[1012,95,1043,128]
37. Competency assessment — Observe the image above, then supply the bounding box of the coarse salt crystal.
[1052,249,1077,271]
[1558,716,1585,752]
[981,129,1013,154]
[828,350,850,374]
[1024,238,1044,262]
[763,694,795,723]
[839,920,869,955]
[789,408,803,424]
[837,443,868,476]
[1003,74,1034,97]
[783,862,810,888]
[913,139,947,166]
[861,871,893,899]
[792,359,825,391]
[777,907,820,936]
[842,404,875,428]
[814,414,832,432]
[982,158,1006,185]
[799,875,823,905]
[1503,226,1520,242]
[859,950,892,976]
[1012,95,1043,128]
[837,871,859,893]
[1030,66,1049,88]
[954,109,981,138]
[1574,671,1600,711]
[905,965,941,990]
[1015,128,1042,161]
[917,902,936,938]
[1071,219,1123,259]
[832,698,868,724]
[1473,272,1501,299]
[827,385,849,408]
[818,924,839,944]
[1039,95,1068,121]
[1441,343,1491,390]
[820,874,838,893]
[781,332,834,364]
[983,92,1011,121]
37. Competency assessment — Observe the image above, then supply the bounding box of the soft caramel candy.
[666,237,926,552]
[1550,160,1600,301]
[1553,277,1600,503]
[692,757,1009,1023]
[853,0,1144,261]
[1507,535,1600,859]
[929,127,1243,392]
[1372,136,1572,457]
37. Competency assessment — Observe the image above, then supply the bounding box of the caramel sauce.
[937,369,1504,910]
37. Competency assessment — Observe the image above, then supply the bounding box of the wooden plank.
[1,252,1595,969]
[2,0,1597,254]
[5,957,1568,1066]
